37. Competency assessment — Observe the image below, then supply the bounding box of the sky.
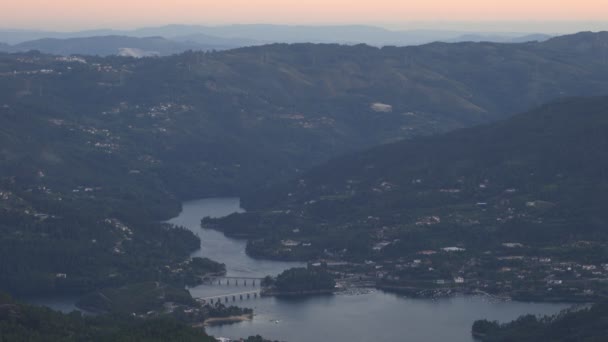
[2,0,608,32]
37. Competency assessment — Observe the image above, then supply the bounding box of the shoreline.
[263,289,335,297]
[201,313,254,326]
[375,284,598,304]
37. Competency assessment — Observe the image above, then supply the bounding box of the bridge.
[196,290,262,305]
[201,276,264,287]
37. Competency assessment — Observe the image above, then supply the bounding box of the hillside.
[2,32,608,296]
[472,303,608,342]
[3,32,608,194]
[212,96,608,300]
[0,293,216,342]
[248,95,608,218]
[0,24,553,46]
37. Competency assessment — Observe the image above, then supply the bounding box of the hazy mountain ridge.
[0,24,556,48]
[0,35,239,57]
[447,33,552,43]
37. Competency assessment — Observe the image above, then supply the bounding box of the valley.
[1,30,608,341]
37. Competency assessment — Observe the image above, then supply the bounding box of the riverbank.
[377,284,514,302]
[373,283,600,304]
[263,289,335,297]
[202,313,254,326]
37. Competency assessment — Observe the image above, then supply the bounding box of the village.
[308,246,608,302]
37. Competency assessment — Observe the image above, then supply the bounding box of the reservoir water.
[170,198,570,342]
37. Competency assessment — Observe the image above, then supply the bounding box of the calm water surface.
[167,198,303,279]
[171,198,569,342]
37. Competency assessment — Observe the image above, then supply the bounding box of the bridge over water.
[196,289,262,304]
[202,276,264,287]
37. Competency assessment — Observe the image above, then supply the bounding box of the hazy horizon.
[2,0,607,33]
[1,21,608,36]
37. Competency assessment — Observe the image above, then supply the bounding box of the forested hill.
[0,293,216,342]
[2,32,608,296]
[230,96,608,262]
[252,96,608,211]
[2,32,608,201]
[472,302,608,342]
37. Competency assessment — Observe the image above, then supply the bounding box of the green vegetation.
[76,282,195,314]
[73,281,255,326]
[267,267,336,294]
[0,293,215,342]
[2,32,608,297]
[472,303,608,342]
[210,96,608,301]
[206,303,253,319]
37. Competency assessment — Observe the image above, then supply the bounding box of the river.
[169,198,569,342]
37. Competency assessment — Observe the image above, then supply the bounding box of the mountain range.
[0,24,553,57]
[1,32,608,296]
[0,35,241,57]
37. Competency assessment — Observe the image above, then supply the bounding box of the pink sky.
[2,0,607,30]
